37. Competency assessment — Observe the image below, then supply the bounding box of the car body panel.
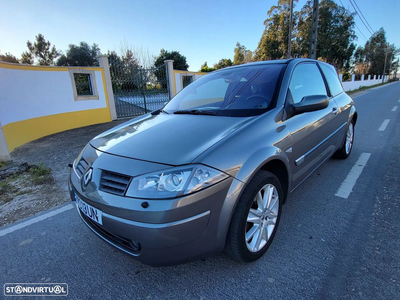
[90,112,255,166]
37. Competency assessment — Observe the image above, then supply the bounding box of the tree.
[255,0,298,61]
[107,50,142,92]
[0,52,19,63]
[213,58,233,70]
[233,42,253,65]
[199,62,215,72]
[360,28,399,76]
[56,42,101,66]
[297,0,356,70]
[21,33,60,65]
[154,49,189,70]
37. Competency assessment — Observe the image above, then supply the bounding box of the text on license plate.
[75,195,103,225]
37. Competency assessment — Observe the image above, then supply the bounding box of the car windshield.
[163,64,285,117]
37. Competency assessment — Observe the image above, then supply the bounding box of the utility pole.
[382,44,389,83]
[309,0,319,59]
[287,0,294,58]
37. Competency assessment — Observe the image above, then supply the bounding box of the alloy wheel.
[245,184,279,252]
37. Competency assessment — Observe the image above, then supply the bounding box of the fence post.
[361,75,364,81]
[98,55,117,120]
[164,60,175,99]
[368,75,371,80]
[351,74,356,82]
[339,74,343,82]
[0,122,10,161]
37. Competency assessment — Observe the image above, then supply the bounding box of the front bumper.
[70,173,238,266]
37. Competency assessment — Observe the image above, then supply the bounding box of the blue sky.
[0,0,398,71]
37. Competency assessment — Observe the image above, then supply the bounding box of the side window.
[319,63,343,97]
[289,63,327,104]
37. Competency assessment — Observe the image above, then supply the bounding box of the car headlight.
[125,165,229,199]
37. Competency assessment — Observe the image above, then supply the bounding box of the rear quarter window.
[319,63,343,97]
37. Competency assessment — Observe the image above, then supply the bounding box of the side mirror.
[293,95,329,115]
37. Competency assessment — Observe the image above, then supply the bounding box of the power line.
[354,24,368,41]
[352,0,375,34]
[348,0,374,36]
[337,0,368,41]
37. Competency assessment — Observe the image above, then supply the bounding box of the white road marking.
[0,203,74,237]
[335,153,371,199]
[392,106,398,112]
[378,119,390,131]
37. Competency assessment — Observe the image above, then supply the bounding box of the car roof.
[214,58,324,73]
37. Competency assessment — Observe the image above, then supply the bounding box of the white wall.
[0,67,107,127]
[341,75,388,92]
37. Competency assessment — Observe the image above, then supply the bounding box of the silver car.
[69,59,357,266]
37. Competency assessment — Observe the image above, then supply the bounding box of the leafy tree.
[233,42,253,65]
[355,28,399,76]
[297,0,356,70]
[56,42,101,66]
[107,50,142,92]
[21,33,60,65]
[213,58,233,69]
[154,49,188,70]
[199,62,215,72]
[255,0,298,60]
[0,52,19,63]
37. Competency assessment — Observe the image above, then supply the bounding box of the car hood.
[90,113,253,165]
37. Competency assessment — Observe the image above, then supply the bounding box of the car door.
[318,62,352,147]
[284,62,340,190]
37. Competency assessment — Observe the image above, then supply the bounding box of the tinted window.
[319,63,343,97]
[289,63,327,104]
[164,64,284,116]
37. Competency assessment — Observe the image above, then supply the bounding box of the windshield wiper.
[173,109,218,116]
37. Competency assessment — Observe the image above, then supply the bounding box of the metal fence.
[109,62,169,118]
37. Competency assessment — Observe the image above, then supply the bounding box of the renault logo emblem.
[82,168,93,190]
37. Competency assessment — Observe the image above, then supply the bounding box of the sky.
[0,0,399,71]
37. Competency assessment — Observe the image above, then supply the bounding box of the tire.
[225,170,283,262]
[334,120,355,159]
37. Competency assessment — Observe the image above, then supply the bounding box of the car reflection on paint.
[69,58,357,266]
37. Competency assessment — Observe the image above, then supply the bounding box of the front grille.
[75,158,88,177]
[100,170,131,196]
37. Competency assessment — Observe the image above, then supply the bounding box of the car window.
[289,63,327,104]
[319,63,343,97]
[164,64,285,116]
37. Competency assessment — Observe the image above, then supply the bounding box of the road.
[1,82,399,300]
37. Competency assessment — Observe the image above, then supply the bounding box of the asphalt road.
[1,82,399,300]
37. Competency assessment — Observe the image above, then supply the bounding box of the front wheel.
[334,120,355,159]
[225,170,283,262]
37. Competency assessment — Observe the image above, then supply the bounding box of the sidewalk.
[10,119,128,193]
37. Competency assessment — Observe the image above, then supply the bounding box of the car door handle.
[332,107,339,115]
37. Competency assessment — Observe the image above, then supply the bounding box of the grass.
[0,163,52,205]
[0,179,19,203]
[0,161,12,168]
[29,163,52,184]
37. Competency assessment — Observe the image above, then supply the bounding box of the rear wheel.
[225,170,282,262]
[334,120,355,159]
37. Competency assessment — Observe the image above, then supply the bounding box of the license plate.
[75,195,103,225]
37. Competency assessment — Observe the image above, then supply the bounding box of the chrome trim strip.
[295,122,347,166]
[103,210,211,229]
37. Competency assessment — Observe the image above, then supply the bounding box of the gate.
[109,61,170,118]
